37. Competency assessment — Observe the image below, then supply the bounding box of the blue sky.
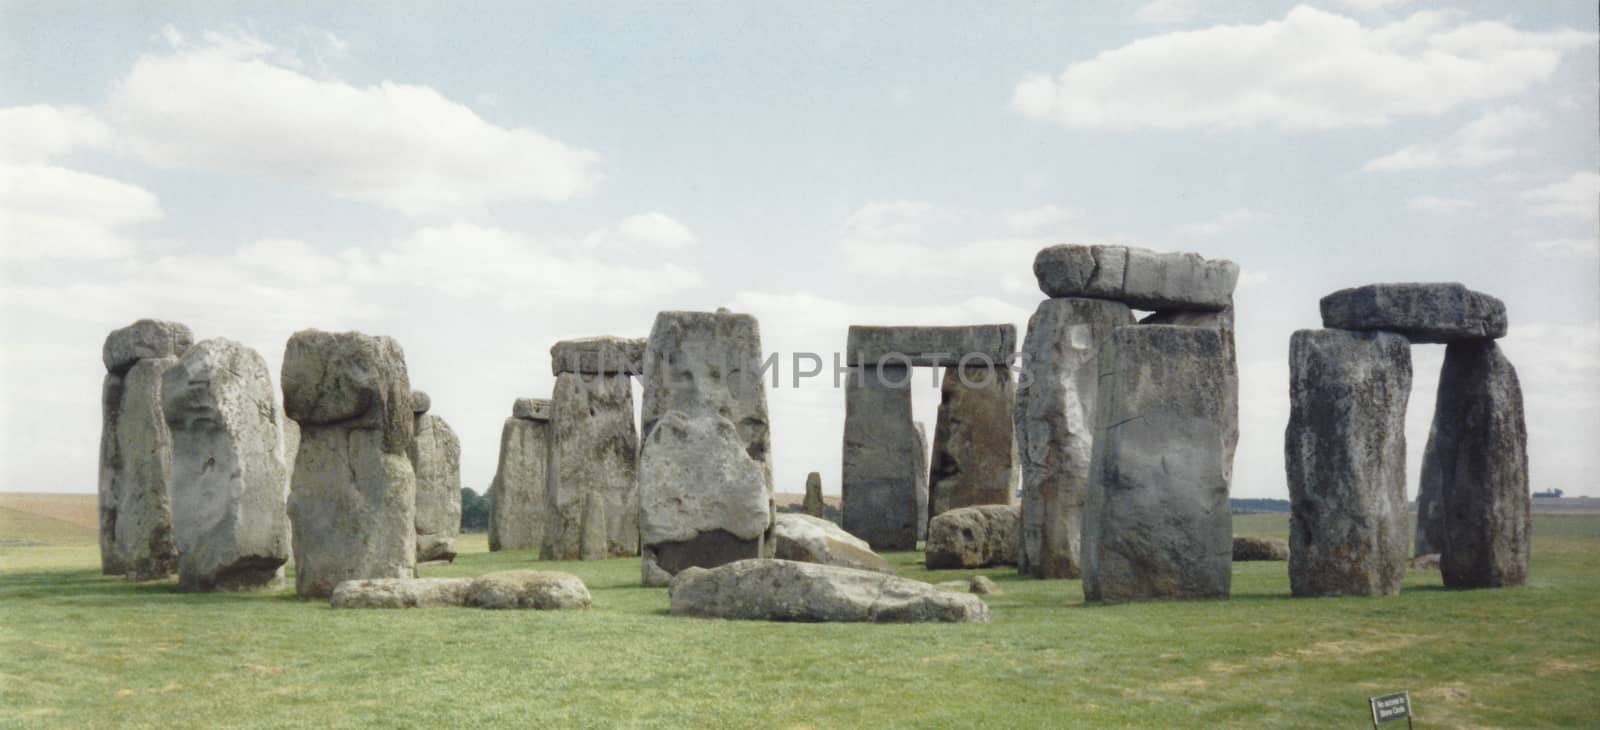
[3,1,1597,499]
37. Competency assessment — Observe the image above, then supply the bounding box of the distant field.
[1,493,1596,728]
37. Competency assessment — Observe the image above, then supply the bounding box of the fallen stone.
[1320,282,1507,343]
[1285,329,1411,597]
[1015,297,1134,579]
[1411,553,1441,570]
[968,575,1002,595]
[1033,244,1238,311]
[164,339,291,591]
[99,355,181,580]
[550,336,646,376]
[641,310,772,487]
[845,325,1017,367]
[841,364,921,551]
[926,505,1020,570]
[329,577,472,608]
[467,570,592,610]
[639,412,772,580]
[488,406,551,552]
[802,472,825,518]
[772,513,891,573]
[546,372,638,560]
[409,413,461,563]
[512,397,552,420]
[102,319,193,375]
[410,390,431,414]
[929,365,1017,520]
[1084,325,1232,602]
[1430,341,1531,589]
[668,559,990,623]
[1232,536,1289,562]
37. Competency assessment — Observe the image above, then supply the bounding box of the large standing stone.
[1141,304,1239,480]
[913,422,929,541]
[1033,244,1238,311]
[99,356,181,580]
[550,336,646,376]
[639,412,772,582]
[841,365,920,551]
[802,472,825,518]
[1320,283,1507,344]
[281,330,417,598]
[641,310,772,483]
[488,399,551,552]
[668,559,991,623]
[409,412,461,563]
[1284,329,1411,598]
[772,513,891,573]
[163,339,291,591]
[1429,341,1531,589]
[1084,326,1232,602]
[928,365,1017,519]
[925,504,1021,569]
[1015,297,1134,579]
[545,372,639,559]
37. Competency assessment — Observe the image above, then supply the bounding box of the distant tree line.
[461,487,491,532]
[1533,488,1564,499]
[1230,498,1291,514]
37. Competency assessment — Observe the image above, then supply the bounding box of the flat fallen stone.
[1319,282,1507,343]
[926,505,1020,570]
[845,325,1016,367]
[103,319,194,375]
[668,559,990,623]
[772,513,890,574]
[1232,536,1289,562]
[330,578,473,608]
[1033,245,1238,311]
[512,397,552,421]
[467,570,592,610]
[550,336,645,376]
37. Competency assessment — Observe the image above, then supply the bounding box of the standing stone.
[1285,329,1411,597]
[545,372,638,560]
[99,319,191,578]
[841,365,920,551]
[488,399,551,552]
[802,472,825,518]
[1084,326,1232,602]
[641,310,772,483]
[913,422,929,542]
[1429,341,1531,589]
[1414,469,1445,558]
[163,339,290,591]
[1016,297,1134,579]
[409,412,461,563]
[638,412,772,583]
[550,336,645,377]
[281,330,416,598]
[928,364,1017,519]
[1141,304,1238,480]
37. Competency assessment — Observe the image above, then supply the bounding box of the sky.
[2,1,1597,501]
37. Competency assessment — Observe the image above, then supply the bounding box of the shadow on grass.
[0,567,305,605]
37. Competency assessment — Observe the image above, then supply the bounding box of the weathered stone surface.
[329,577,472,608]
[103,319,193,375]
[772,513,891,573]
[1320,283,1507,343]
[164,339,291,591]
[668,559,990,623]
[641,310,772,486]
[802,472,825,518]
[1232,536,1289,562]
[98,356,180,580]
[1414,474,1445,558]
[410,390,431,414]
[1430,341,1530,589]
[488,414,550,552]
[579,491,609,561]
[1084,326,1232,602]
[409,413,461,563]
[968,575,1002,595]
[841,365,920,551]
[639,412,772,580]
[1285,329,1411,598]
[467,570,592,610]
[282,330,416,598]
[512,397,552,421]
[1411,553,1440,571]
[914,422,929,541]
[551,336,646,376]
[926,504,1020,569]
[929,366,1017,519]
[1033,244,1238,311]
[1141,304,1239,481]
[1016,297,1134,579]
[845,325,1017,367]
[546,372,638,560]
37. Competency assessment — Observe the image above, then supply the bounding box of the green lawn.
[2,515,1596,728]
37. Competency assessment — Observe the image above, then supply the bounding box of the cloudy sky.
[3,2,1596,501]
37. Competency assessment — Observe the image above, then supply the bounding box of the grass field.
[1,500,1596,729]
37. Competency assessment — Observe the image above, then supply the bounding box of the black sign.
[1370,691,1412,726]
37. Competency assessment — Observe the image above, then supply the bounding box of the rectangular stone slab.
[1033,244,1238,311]
[550,336,646,376]
[488,416,551,552]
[928,365,1017,520]
[841,365,921,551]
[845,325,1016,367]
[1319,282,1507,343]
[545,372,639,560]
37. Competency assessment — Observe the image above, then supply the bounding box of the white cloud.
[1176,207,1263,237]
[615,211,698,249]
[105,31,599,216]
[1135,0,1197,25]
[1340,0,1412,11]
[1522,172,1600,222]
[1002,204,1081,234]
[0,162,163,260]
[1364,106,1544,172]
[1407,194,1474,211]
[1531,237,1600,258]
[0,105,112,163]
[1013,6,1596,131]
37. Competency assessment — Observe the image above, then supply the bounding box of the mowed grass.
[1,513,1597,728]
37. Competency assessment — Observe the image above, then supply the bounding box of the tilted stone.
[668,559,990,623]
[841,365,921,551]
[1016,298,1134,580]
[1429,341,1531,589]
[925,504,1020,569]
[281,329,416,598]
[845,324,1016,368]
[641,310,772,486]
[929,365,1017,519]
[802,472,825,518]
[1033,244,1238,311]
[409,413,461,563]
[772,513,891,574]
[99,356,180,580]
[1084,325,1232,602]
[1285,329,1411,597]
[639,412,772,582]
[164,339,291,591]
[411,390,431,414]
[545,372,639,560]
[103,319,193,375]
[550,336,646,376]
[488,410,551,552]
[512,397,552,421]
[1319,282,1507,343]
